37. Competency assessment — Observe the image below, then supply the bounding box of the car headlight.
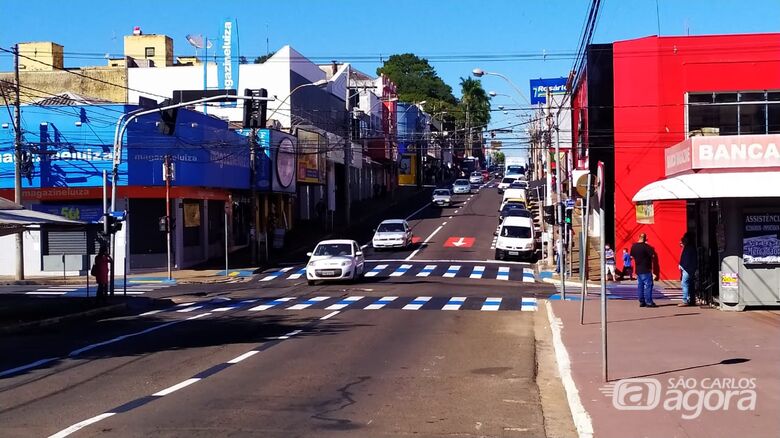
[340,260,351,267]
[307,261,316,267]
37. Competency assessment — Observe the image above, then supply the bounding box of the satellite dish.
[186,34,212,49]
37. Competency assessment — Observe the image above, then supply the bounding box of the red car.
[481,170,490,182]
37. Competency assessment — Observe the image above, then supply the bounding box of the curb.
[0,302,127,335]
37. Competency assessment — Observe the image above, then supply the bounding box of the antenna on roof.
[186,34,212,59]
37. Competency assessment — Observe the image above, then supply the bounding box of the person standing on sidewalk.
[604,244,617,281]
[91,246,112,302]
[621,247,634,280]
[630,233,657,307]
[679,233,698,306]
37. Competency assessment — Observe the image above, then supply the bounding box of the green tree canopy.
[376,54,457,105]
[254,54,272,64]
[458,77,491,129]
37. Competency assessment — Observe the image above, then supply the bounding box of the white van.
[494,216,535,261]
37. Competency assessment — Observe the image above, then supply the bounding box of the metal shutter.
[45,231,89,255]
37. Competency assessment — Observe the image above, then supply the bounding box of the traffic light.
[158,98,178,135]
[543,205,556,225]
[159,216,168,233]
[565,207,574,225]
[101,211,126,235]
[243,88,268,129]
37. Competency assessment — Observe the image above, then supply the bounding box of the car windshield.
[501,204,525,213]
[500,226,532,238]
[313,243,352,256]
[471,172,481,176]
[454,180,469,186]
[433,190,450,196]
[506,209,532,218]
[501,178,515,183]
[377,223,405,233]
[504,202,526,209]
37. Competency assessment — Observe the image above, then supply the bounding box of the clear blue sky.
[3,0,779,157]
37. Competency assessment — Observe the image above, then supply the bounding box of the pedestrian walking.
[630,233,657,307]
[604,244,617,281]
[678,232,698,306]
[91,246,112,302]
[621,248,633,280]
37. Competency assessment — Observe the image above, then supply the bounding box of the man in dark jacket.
[630,233,656,307]
[679,233,698,306]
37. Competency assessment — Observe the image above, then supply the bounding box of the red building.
[573,33,780,279]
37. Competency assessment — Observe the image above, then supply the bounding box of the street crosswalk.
[258,261,539,283]
[154,295,541,314]
[21,281,175,297]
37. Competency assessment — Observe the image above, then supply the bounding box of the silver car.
[452,179,471,194]
[432,189,452,207]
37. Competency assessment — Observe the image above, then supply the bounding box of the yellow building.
[17,42,63,72]
[123,33,173,67]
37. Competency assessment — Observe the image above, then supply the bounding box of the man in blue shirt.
[679,233,698,306]
[621,248,633,280]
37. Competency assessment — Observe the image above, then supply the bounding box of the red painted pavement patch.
[443,237,475,248]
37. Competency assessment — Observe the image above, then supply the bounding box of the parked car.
[432,188,452,207]
[469,171,483,185]
[372,219,413,250]
[509,180,528,190]
[499,198,526,212]
[494,216,535,261]
[453,179,472,194]
[306,239,365,285]
[499,204,532,222]
[497,177,517,194]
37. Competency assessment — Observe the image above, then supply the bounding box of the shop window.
[183,201,202,247]
[688,91,780,136]
[129,199,166,254]
[768,92,780,134]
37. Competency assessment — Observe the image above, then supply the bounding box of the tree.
[239,56,248,64]
[491,151,505,165]
[376,54,457,105]
[254,54,272,64]
[458,77,491,129]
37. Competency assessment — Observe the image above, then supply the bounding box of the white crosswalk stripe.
[469,266,485,279]
[442,296,466,311]
[249,297,295,311]
[523,268,535,283]
[403,296,431,310]
[364,296,397,310]
[416,265,437,277]
[364,264,388,277]
[288,296,330,310]
[260,267,293,282]
[442,265,461,278]
[481,297,502,311]
[521,297,538,311]
[325,296,364,310]
[287,268,306,280]
[390,264,412,277]
[497,266,510,281]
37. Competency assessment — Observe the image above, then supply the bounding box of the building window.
[145,47,155,58]
[687,91,780,136]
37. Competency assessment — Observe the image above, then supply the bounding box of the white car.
[306,239,365,285]
[372,219,413,250]
[497,177,517,194]
[452,179,471,194]
[432,189,452,207]
[469,171,483,185]
[494,216,535,261]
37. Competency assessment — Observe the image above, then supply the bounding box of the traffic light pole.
[551,88,566,300]
[250,129,258,265]
[164,154,172,280]
[13,44,24,281]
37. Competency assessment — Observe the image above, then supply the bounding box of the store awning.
[633,171,780,202]
[0,198,86,236]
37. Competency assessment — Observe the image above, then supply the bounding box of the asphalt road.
[0,180,561,437]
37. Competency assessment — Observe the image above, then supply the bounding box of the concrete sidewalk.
[545,299,780,438]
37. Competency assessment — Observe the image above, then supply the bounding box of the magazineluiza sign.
[529,78,568,105]
[743,214,780,264]
[218,18,240,107]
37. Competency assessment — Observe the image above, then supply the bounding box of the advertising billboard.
[530,78,568,105]
[256,129,297,194]
[398,154,417,186]
[743,213,780,264]
[296,129,325,184]
[216,18,240,107]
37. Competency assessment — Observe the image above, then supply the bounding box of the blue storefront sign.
[530,78,568,105]
[217,18,240,108]
[31,202,104,222]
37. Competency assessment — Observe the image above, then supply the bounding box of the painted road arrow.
[444,237,475,248]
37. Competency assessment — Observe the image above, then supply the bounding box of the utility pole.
[163,155,173,280]
[544,97,554,266]
[552,89,566,299]
[344,65,352,227]
[250,129,258,264]
[13,44,24,281]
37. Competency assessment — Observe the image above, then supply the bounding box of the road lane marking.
[259,267,293,282]
[403,296,431,310]
[227,350,259,364]
[442,221,447,225]
[390,264,412,277]
[364,296,397,310]
[469,265,486,279]
[275,329,303,340]
[364,264,388,277]
[320,311,340,320]
[416,264,437,277]
[405,202,431,221]
[176,305,203,313]
[481,297,502,311]
[442,297,466,311]
[287,268,306,280]
[497,266,510,281]
[288,296,330,310]
[152,378,201,396]
[406,225,444,260]
[523,268,536,283]
[325,296,364,310]
[49,412,117,438]
[442,265,461,278]
[521,297,538,311]
[212,306,238,312]
[139,309,164,316]
[448,216,453,218]
[249,297,295,311]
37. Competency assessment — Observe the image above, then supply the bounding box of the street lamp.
[489,90,523,106]
[472,68,531,105]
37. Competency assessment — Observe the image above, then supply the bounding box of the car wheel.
[307,280,315,286]
[495,250,503,260]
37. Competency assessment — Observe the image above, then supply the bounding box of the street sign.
[566,199,575,208]
[444,237,475,248]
